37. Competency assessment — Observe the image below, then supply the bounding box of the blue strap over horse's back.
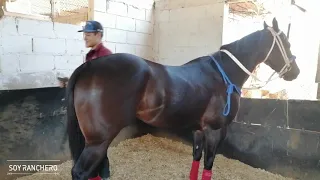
[209,55,241,116]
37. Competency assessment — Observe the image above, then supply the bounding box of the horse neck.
[214,29,270,88]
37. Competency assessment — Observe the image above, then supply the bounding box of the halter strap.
[220,27,294,89]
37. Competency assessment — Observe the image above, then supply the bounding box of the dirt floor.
[16,134,294,180]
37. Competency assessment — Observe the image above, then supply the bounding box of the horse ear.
[263,21,268,29]
[272,17,279,32]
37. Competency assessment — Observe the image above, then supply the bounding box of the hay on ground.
[16,134,293,180]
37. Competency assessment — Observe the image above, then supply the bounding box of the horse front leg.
[201,126,227,180]
[189,130,204,180]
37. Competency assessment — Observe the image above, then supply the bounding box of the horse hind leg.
[201,126,227,180]
[71,127,121,180]
[189,130,204,180]
[89,156,111,180]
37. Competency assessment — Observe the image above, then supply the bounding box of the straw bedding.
[16,134,293,180]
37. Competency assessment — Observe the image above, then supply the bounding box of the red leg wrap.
[189,160,200,180]
[88,175,102,180]
[201,169,212,180]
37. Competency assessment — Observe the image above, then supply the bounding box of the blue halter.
[209,55,241,116]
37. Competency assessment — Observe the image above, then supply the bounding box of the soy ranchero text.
[8,165,58,172]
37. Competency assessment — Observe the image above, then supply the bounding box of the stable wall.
[0,0,155,91]
[0,0,226,90]
[153,0,226,65]
[93,0,154,60]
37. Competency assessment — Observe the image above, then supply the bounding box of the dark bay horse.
[65,18,300,180]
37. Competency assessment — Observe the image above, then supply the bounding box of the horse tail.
[65,62,89,164]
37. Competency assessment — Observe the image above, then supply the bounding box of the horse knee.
[192,130,204,161]
[98,156,111,178]
[71,166,81,180]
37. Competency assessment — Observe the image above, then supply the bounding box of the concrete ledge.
[0,70,74,90]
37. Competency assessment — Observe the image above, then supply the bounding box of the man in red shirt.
[58,21,113,180]
[58,20,112,87]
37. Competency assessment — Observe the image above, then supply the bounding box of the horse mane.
[219,29,266,54]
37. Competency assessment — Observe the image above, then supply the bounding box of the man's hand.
[57,77,69,88]
[58,80,67,88]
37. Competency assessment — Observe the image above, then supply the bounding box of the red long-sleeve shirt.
[85,43,113,62]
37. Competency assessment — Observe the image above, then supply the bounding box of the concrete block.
[106,28,127,43]
[68,55,85,67]
[94,12,117,28]
[135,45,152,59]
[135,20,153,34]
[155,0,184,10]
[145,9,154,23]
[198,17,222,35]
[19,55,55,73]
[0,71,60,90]
[94,0,107,12]
[1,36,32,54]
[157,10,169,22]
[54,23,83,40]
[128,5,146,20]
[17,18,55,38]
[107,1,128,16]
[0,17,19,36]
[158,22,179,36]
[116,16,135,31]
[115,44,136,54]
[54,55,84,70]
[169,6,207,21]
[152,23,160,54]
[177,20,199,34]
[103,28,108,41]
[66,39,88,55]
[185,0,219,8]
[33,38,66,55]
[188,34,207,47]
[54,56,68,70]
[113,0,154,9]
[104,42,116,53]
[167,0,186,9]
[158,35,174,58]
[206,3,224,18]
[127,32,152,46]
[0,54,20,74]
[170,33,189,47]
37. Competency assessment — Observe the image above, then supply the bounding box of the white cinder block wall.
[153,0,226,65]
[0,0,226,90]
[93,0,154,60]
[0,17,87,90]
[0,0,155,90]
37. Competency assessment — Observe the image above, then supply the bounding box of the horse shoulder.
[200,92,240,129]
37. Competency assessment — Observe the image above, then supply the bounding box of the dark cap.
[78,21,103,33]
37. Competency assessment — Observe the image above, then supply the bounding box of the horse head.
[261,17,300,81]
